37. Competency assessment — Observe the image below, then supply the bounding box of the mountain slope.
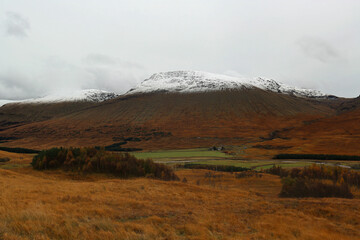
[0,88,334,149]
[0,89,118,107]
[249,107,360,157]
[0,89,119,131]
[127,71,326,98]
[1,72,357,157]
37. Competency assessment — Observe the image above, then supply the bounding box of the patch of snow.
[127,71,327,98]
[0,100,19,107]
[250,77,325,98]
[0,89,118,106]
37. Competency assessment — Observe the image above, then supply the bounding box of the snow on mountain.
[0,89,118,107]
[127,71,326,98]
[0,100,18,107]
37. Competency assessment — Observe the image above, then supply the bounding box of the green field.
[187,160,313,170]
[131,148,228,160]
[129,149,315,170]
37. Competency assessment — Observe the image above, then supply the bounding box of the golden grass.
[0,156,360,240]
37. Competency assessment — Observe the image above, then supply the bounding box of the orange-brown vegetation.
[1,155,360,239]
[0,101,96,125]
[0,150,34,168]
[251,108,360,157]
[266,165,360,198]
[0,90,359,159]
[32,147,178,181]
[0,90,334,150]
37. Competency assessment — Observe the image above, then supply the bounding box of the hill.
[0,88,335,150]
[0,71,358,158]
[0,89,118,131]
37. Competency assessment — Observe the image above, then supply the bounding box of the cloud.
[0,72,44,100]
[0,54,147,100]
[4,12,30,38]
[297,37,339,63]
[82,54,147,93]
[83,54,144,69]
[1,1,360,98]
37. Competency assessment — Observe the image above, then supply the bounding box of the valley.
[1,71,360,239]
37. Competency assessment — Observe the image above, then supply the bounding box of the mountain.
[0,100,17,107]
[0,88,335,150]
[0,89,119,131]
[127,71,327,98]
[0,71,358,158]
[0,89,118,107]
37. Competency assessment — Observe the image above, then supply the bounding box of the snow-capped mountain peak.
[127,71,326,98]
[0,89,118,106]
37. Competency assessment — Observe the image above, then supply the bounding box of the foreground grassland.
[1,150,360,239]
[1,160,360,239]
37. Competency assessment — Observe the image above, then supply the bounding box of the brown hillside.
[250,108,360,156]
[0,101,97,132]
[0,88,335,150]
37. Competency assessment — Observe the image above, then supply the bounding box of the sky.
[1,0,360,99]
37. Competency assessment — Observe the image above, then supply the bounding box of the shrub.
[266,164,360,188]
[0,157,10,162]
[266,165,359,198]
[32,147,179,181]
[280,177,353,198]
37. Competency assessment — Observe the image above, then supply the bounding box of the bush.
[0,157,10,162]
[280,177,353,198]
[32,147,179,181]
[266,165,360,188]
[266,165,359,198]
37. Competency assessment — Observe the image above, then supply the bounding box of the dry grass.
[1,155,360,240]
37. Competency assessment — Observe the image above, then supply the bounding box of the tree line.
[32,147,179,181]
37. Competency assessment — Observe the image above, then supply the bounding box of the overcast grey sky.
[1,0,360,99]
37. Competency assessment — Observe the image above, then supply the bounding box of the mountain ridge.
[127,71,329,98]
[0,71,336,107]
[0,89,118,107]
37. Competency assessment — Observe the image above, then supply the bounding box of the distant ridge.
[0,89,118,107]
[127,71,327,98]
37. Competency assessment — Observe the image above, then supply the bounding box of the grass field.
[184,159,313,170]
[131,148,228,160]
[0,150,34,170]
[1,151,360,239]
[131,148,360,170]
[1,165,360,239]
[0,163,29,169]
[130,148,314,170]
